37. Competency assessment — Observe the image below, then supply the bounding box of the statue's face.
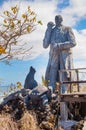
[55,15,63,26]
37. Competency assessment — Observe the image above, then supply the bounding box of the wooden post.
[76,70,79,92]
[69,71,72,93]
[59,70,62,94]
[60,102,68,121]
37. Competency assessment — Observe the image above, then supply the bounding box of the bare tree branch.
[0,5,42,61]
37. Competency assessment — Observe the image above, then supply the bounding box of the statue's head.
[55,15,63,26]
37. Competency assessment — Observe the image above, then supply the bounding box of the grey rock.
[2,88,30,104]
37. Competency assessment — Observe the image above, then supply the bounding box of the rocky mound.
[0,88,85,130]
[0,113,18,130]
[0,111,39,130]
[0,88,58,130]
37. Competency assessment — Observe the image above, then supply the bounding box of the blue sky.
[0,54,48,86]
[0,0,86,86]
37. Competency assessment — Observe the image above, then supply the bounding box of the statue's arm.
[43,22,54,48]
[43,28,51,48]
[59,27,76,50]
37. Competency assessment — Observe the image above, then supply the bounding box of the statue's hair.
[55,15,63,22]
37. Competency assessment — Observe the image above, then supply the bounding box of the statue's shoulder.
[62,25,72,33]
[64,25,72,31]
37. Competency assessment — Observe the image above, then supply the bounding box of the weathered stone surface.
[2,88,30,104]
[0,88,85,130]
[24,66,38,89]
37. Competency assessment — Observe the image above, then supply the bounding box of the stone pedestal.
[60,102,68,121]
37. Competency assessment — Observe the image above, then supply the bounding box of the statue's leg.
[60,72,68,94]
[48,66,58,92]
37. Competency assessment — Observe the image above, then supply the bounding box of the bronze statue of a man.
[43,15,76,93]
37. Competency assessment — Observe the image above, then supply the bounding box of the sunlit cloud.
[60,0,86,26]
[73,29,86,61]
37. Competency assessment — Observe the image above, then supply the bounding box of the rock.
[0,88,59,130]
[2,88,30,105]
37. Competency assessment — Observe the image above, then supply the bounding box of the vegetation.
[41,75,49,86]
[0,5,42,62]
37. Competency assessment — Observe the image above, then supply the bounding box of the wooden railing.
[59,68,86,94]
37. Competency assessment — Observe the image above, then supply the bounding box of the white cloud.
[73,29,86,59]
[35,66,46,83]
[74,60,86,68]
[59,0,86,26]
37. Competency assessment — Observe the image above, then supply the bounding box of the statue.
[24,66,38,89]
[43,15,76,93]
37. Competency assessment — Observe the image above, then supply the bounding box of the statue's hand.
[53,43,57,48]
[53,43,60,51]
[47,22,54,29]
